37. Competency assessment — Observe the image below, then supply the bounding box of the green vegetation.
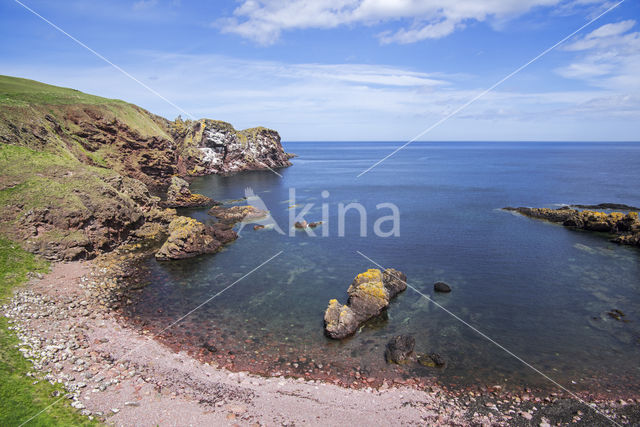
[0,75,123,107]
[0,237,96,425]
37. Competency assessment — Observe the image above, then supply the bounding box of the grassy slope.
[0,238,96,426]
[0,75,171,167]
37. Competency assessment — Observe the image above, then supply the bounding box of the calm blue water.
[124,142,640,394]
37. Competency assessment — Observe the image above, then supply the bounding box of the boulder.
[384,335,415,364]
[155,216,221,260]
[323,268,407,339]
[324,300,359,340]
[347,269,390,319]
[210,222,238,244]
[294,220,309,229]
[383,268,407,298]
[417,352,446,367]
[434,281,452,293]
[165,176,214,208]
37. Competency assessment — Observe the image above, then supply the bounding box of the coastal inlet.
[121,141,640,397]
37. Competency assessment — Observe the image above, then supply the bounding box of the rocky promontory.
[0,75,291,261]
[504,206,640,247]
[324,268,407,339]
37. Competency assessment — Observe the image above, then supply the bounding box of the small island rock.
[324,268,407,339]
[434,282,452,293]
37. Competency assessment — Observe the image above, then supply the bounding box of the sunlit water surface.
[122,142,640,395]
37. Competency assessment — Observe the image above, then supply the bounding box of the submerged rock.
[155,216,221,260]
[165,176,215,208]
[324,268,407,339]
[434,282,452,293]
[384,335,415,364]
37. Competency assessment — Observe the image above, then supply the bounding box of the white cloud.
[217,0,576,45]
[2,50,637,141]
[557,20,640,90]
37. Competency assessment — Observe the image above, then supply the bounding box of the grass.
[0,75,123,107]
[0,237,97,426]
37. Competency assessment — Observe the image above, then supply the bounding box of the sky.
[0,0,639,141]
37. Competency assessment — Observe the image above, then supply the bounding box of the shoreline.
[3,253,639,425]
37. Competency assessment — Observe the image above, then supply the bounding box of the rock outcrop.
[165,176,214,208]
[324,268,407,339]
[208,205,269,225]
[504,206,640,247]
[155,216,221,260]
[170,119,292,176]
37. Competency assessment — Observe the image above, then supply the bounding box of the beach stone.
[434,282,451,293]
[384,335,415,364]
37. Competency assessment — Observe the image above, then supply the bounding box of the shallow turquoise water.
[124,142,640,394]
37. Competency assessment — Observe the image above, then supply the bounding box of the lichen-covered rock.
[155,216,221,260]
[323,299,359,340]
[384,335,415,364]
[208,205,268,224]
[347,269,390,319]
[324,268,407,339]
[165,176,214,208]
[505,207,640,248]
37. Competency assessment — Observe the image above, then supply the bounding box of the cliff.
[0,75,292,260]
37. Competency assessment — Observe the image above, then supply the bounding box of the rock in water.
[504,207,640,248]
[384,335,415,364]
[324,300,359,340]
[294,220,309,229]
[165,176,214,208]
[324,268,407,339]
[434,282,452,293]
[155,216,221,260]
[347,269,390,319]
[208,205,268,225]
[383,268,407,298]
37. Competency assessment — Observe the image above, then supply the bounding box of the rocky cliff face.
[0,75,292,261]
[170,118,292,176]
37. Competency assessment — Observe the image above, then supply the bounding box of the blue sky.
[1,0,639,141]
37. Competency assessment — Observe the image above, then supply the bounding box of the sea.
[121,141,640,395]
